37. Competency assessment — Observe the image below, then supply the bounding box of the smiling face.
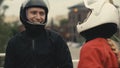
[26,7,46,25]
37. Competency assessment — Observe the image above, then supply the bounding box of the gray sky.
[3,0,81,19]
[2,0,120,19]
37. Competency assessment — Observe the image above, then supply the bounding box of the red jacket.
[78,38,119,68]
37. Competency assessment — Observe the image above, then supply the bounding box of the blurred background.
[0,0,120,68]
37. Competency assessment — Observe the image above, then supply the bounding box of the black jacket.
[4,30,73,68]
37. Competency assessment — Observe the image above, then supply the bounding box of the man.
[4,0,73,68]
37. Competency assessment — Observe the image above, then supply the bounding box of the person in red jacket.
[76,0,120,68]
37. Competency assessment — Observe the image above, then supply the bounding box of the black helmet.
[20,0,48,26]
[20,0,49,36]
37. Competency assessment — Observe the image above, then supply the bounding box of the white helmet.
[76,0,120,34]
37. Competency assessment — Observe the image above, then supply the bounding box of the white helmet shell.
[77,0,119,34]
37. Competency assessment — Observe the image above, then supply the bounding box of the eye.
[39,12,45,16]
[31,11,37,15]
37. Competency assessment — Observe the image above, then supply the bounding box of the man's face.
[26,7,46,24]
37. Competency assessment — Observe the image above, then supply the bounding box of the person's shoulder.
[81,38,108,55]
[89,38,107,44]
[8,32,23,43]
[46,29,65,42]
[46,29,61,37]
[84,38,107,49]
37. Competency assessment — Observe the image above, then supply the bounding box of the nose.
[35,13,41,20]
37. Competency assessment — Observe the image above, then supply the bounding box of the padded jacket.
[78,38,119,68]
[4,30,73,68]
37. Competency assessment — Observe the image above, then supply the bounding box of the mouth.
[27,21,45,25]
[33,22,41,24]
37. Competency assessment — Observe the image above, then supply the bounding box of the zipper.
[32,40,35,50]
[32,40,36,68]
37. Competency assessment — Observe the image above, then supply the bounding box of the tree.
[0,0,3,5]
[0,0,4,22]
[60,19,68,26]
[0,0,11,53]
[0,23,12,52]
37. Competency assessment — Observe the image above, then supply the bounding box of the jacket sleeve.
[4,40,16,68]
[55,35,73,68]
